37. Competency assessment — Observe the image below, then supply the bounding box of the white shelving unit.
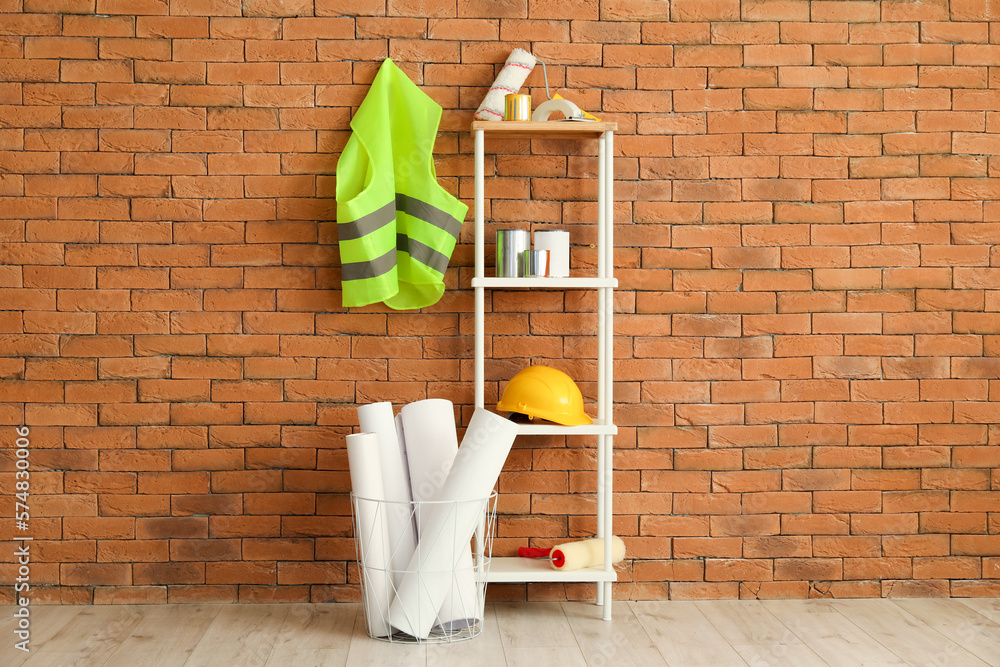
[472,120,618,621]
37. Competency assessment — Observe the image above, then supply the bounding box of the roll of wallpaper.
[474,48,536,121]
[346,432,393,638]
[388,408,518,639]
[357,402,416,589]
[534,230,570,278]
[398,398,478,633]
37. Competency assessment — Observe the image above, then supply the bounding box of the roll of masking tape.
[549,536,626,571]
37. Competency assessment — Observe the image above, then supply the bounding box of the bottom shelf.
[484,556,618,584]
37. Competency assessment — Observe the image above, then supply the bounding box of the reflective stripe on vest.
[339,194,462,282]
[335,58,468,310]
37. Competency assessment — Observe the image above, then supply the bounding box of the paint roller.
[474,48,536,121]
[518,536,625,571]
[474,49,602,123]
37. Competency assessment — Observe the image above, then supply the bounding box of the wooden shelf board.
[472,120,617,139]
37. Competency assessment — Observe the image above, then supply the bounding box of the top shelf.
[471,120,617,139]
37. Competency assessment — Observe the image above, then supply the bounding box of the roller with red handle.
[517,536,626,571]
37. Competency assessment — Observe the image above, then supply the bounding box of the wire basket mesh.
[351,491,497,643]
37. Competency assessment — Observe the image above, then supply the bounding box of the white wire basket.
[351,491,497,643]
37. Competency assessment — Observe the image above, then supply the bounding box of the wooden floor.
[2,598,1000,666]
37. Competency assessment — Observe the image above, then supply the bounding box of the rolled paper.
[395,411,417,538]
[474,48,536,121]
[388,408,518,639]
[401,399,460,504]
[398,398,478,633]
[357,402,417,590]
[346,432,393,638]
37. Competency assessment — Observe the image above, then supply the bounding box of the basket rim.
[350,490,499,505]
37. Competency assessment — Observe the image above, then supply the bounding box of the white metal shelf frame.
[472,121,616,621]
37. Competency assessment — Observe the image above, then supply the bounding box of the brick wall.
[1,0,999,604]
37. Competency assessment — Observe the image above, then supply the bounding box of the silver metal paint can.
[496,229,530,277]
[521,249,550,278]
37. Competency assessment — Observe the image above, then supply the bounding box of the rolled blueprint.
[401,399,460,503]
[357,402,417,590]
[399,398,478,632]
[395,411,415,536]
[388,408,519,638]
[347,432,393,638]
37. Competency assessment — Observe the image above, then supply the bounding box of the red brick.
[774,558,843,581]
[845,558,913,581]
[814,536,881,558]
[205,562,276,585]
[920,512,987,535]
[913,557,981,580]
[954,536,1000,556]
[61,563,131,587]
[209,516,282,539]
[242,537,314,562]
[135,425,206,449]
[168,538,240,562]
[705,558,775,582]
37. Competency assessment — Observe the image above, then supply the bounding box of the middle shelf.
[472,277,618,289]
[511,418,617,436]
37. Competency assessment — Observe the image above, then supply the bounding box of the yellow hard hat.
[497,365,594,426]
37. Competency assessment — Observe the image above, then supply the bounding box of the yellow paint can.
[504,93,531,121]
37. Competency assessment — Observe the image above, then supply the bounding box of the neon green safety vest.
[336,59,468,310]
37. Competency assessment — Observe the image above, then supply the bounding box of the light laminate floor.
[2,598,999,666]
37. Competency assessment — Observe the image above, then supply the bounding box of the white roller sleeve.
[346,432,393,638]
[398,399,478,633]
[474,48,536,121]
[357,402,416,590]
[550,536,626,571]
[389,408,518,639]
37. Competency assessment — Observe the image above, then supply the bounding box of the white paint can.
[533,230,570,278]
